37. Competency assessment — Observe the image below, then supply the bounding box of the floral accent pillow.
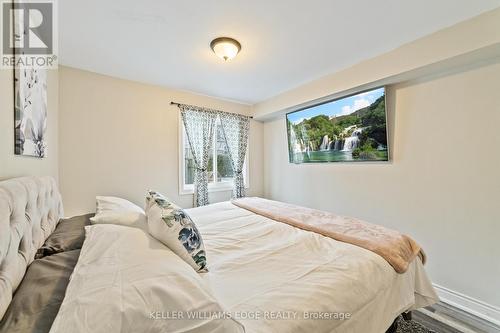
[145,191,207,272]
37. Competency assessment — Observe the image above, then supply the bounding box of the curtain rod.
[170,101,253,119]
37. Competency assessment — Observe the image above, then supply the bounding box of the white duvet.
[49,224,244,333]
[51,201,438,333]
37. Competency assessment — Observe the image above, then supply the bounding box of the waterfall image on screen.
[286,87,388,163]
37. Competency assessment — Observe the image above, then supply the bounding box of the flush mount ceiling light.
[210,37,241,61]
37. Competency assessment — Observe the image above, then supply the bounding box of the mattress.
[187,201,439,333]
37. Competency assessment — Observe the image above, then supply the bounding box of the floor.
[400,304,500,333]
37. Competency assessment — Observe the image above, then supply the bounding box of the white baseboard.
[433,283,500,327]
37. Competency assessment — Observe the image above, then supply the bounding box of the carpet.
[396,316,436,333]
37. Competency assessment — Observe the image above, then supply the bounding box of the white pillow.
[90,196,146,229]
[145,191,207,272]
[49,224,244,333]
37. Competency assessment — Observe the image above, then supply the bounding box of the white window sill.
[180,183,249,196]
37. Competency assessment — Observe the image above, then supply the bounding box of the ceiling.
[59,1,500,104]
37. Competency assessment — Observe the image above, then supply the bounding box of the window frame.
[178,115,250,195]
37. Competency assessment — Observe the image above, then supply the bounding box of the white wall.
[262,62,500,310]
[0,69,59,181]
[58,66,264,216]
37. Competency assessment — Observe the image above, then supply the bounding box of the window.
[180,116,249,194]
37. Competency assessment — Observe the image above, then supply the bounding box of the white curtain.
[219,113,250,198]
[180,105,217,207]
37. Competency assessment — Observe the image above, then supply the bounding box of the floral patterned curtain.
[179,105,217,207]
[219,113,250,198]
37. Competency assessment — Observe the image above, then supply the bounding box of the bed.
[188,202,437,332]
[0,176,439,333]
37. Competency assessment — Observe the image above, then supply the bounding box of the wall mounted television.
[286,86,388,163]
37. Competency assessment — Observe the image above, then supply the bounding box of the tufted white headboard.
[0,176,63,320]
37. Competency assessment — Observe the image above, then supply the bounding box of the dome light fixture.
[210,37,241,61]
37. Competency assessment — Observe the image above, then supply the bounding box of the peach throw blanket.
[232,197,425,273]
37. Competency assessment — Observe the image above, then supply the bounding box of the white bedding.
[187,202,439,333]
[49,224,244,333]
[51,201,438,333]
